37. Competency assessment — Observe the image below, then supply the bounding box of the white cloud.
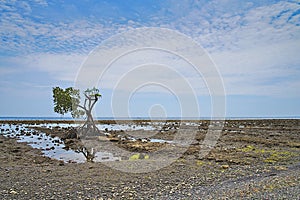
[0,2,120,54]
[74,28,224,97]
[168,1,300,52]
[0,67,17,76]
[23,53,86,81]
[1,53,86,82]
[160,1,300,97]
[1,0,299,98]
[1,1,299,54]
[211,38,300,96]
[18,1,32,14]
[32,0,48,7]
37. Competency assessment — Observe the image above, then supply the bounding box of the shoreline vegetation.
[0,119,299,199]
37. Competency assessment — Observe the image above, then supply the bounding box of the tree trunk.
[78,95,99,137]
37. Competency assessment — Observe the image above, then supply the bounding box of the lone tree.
[52,87,101,162]
[52,86,101,135]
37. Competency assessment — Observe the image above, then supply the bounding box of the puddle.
[0,123,170,163]
[28,123,159,131]
[149,138,173,143]
[0,124,121,163]
[97,123,158,131]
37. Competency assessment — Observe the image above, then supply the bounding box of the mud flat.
[0,119,299,199]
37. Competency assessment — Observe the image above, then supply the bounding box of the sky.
[0,0,299,118]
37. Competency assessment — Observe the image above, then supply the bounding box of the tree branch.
[77,104,87,111]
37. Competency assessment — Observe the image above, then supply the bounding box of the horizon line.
[0,116,299,120]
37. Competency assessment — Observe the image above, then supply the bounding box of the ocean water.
[0,116,200,121]
[0,116,299,121]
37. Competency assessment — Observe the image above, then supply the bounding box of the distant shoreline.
[0,117,299,125]
[0,116,300,121]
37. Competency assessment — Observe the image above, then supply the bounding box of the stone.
[221,164,230,169]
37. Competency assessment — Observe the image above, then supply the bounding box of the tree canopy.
[53,87,82,118]
[52,86,101,118]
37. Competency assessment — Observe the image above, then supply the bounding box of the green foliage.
[241,145,255,152]
[263,150,295,163]
[129,153,149,160]
[53,86,101,118]
[52,87,83,118]
[238,145,296,164]
[129,153,140,160]
[84,87,102,98]
[196,160,205,166]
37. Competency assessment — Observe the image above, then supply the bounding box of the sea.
[0,116,299,121]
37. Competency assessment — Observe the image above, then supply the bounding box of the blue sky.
[0,0,299,118]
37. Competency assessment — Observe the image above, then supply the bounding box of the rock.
[52,139,60,143]
[98,136,108,141]
[65,128,78,139]
[11,147,21,153]
[64,139,74,145]
[62,146,69,150]
[221,165,230,169]
[10,190,18,194]
[108,137,119,142]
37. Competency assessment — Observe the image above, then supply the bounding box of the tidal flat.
[0,119,299,199]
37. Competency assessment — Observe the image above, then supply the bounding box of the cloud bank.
[0,0,299,117]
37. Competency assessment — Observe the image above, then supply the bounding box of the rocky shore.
[0,119,299,199]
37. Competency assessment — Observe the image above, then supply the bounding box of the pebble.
[222,165,230,169]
